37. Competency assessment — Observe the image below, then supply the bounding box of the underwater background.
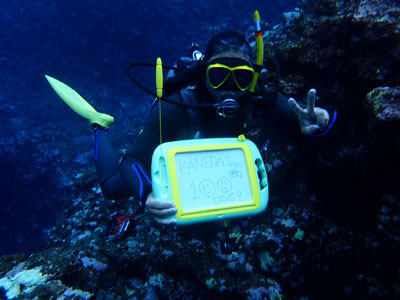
[0,0,295,254]
[1,0,297,256]
[1,0,400,299]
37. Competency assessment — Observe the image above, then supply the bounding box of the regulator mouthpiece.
[216,98,239,118]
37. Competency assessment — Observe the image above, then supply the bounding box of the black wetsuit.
[94,86,333,207]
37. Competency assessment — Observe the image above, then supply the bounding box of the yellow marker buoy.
[156,57,163,99]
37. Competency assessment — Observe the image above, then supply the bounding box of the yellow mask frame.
[206,63,255,91]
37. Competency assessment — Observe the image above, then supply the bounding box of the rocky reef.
[1,0,399,299]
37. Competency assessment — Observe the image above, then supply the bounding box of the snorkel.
[249,10,264,93]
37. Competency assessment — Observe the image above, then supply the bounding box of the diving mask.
[206,63,255,92]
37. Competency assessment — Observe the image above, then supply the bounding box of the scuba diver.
[46,24,336,226]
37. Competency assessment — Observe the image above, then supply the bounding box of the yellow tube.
[249,10,264,93]
[156,57,163,98]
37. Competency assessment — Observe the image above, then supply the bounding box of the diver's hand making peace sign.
[288,88,330,135]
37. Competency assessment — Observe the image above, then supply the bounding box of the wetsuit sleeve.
[119,97,190,208]
[94,129,133,200]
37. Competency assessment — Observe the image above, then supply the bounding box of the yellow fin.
[45,75,114,128]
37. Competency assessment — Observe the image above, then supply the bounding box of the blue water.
[0,1,297,255]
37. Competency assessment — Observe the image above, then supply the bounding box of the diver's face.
[205,50,252,102]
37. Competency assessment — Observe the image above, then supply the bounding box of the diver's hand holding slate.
[288,88,330,135]
[145,192,177,225]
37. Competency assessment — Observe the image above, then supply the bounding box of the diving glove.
[45,75,114,128]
